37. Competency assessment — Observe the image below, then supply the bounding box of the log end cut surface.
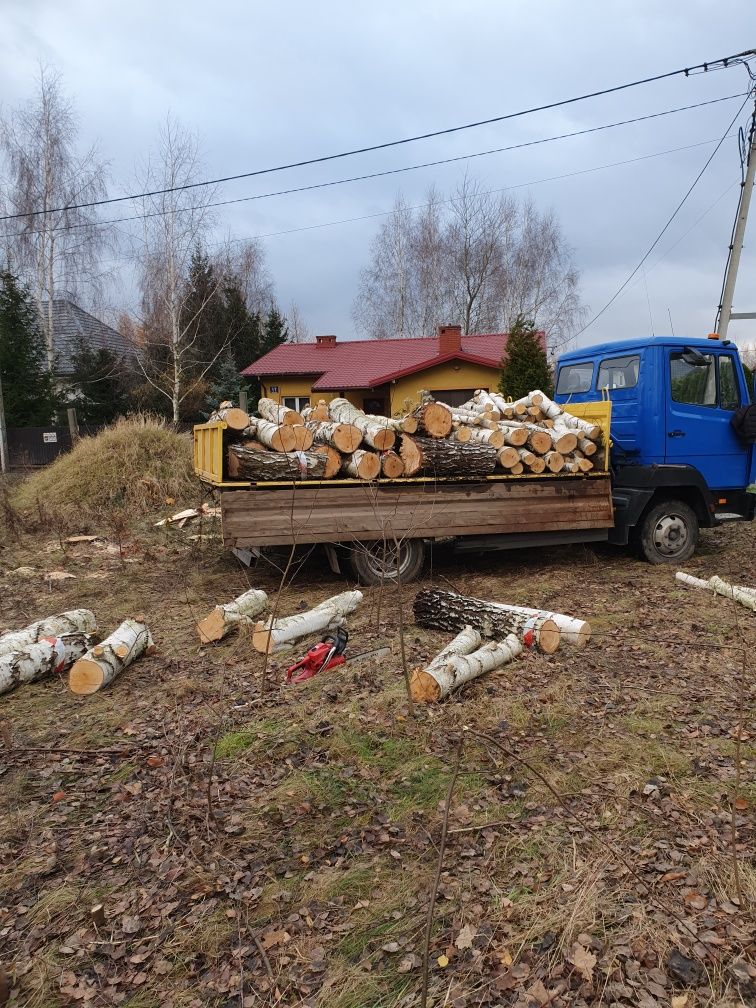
[409,667,441,703]
[537,618,560,654]
[252,623,274,653]
[223,408,250,431]
[69,658,105,695]
[196,608,225,643]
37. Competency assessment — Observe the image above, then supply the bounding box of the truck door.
[665,348,749,488]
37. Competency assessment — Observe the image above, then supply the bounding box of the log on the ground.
[1,632,93,696]
[341,449,380,480]
[69,619,156,694]
[676,571,756,611]
[306,420,362,453]
[196,587,269,643]
[228,444,327,481]
[501,603,591,646]
[328,398,396,450]
[411,629,522,701]
[0,609,97,659]
[243,418,297,452]
[252,589,363,654]
[399,435,497,478]
[257,398,303,426]
[380,450,405,478]
[413,589,561,653]
[208,406,251,431]
[412,399,453,438]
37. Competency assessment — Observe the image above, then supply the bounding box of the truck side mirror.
[681,347,709,367]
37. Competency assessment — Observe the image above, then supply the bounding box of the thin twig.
[420,737,462,1008]
[253,935,275,983]
[392,531,415,718]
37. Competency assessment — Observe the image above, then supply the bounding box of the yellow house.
[241,325,525,416]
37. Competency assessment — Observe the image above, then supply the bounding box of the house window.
[283,396,310,411]
[363,397,387,416]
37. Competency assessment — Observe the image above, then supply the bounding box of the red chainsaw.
[285,626,349,684]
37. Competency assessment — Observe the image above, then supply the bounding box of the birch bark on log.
[498,604,591,646]
[552,410,601,441]
[411,633,522,701]
[196,587,269,643]
[676,571,756,610]
[328,398,396,450]
[409,625,481,701]
[208,406,250,431]
[228,445,327,481]
[413,589,561,653]
[399,436,497,477]
[341,449,381,480]
[243,419,297,452]
[69,619,156,694]
[466,427,505,449]
[305,420,362,453]
[0,609,97,658]
[577,437,598,456]
[1,632,93,695]
[252,589,363,654]
[675,571,711,591]
[544,451,565,473]
[257,398,303,426]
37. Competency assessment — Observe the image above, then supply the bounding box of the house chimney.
[316,334,337,347]
[437,324,462,355]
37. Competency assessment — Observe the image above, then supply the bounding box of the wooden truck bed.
[219,474,614,548]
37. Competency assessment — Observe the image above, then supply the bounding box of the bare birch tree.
[353,176,584,345]
[0,65,109,370]
[133,118,225,422]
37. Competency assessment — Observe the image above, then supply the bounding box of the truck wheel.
[636,500,698,564]
[347,539,426,586]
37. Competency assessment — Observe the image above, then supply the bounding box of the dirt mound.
[13,414,196,519]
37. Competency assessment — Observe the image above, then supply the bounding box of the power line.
[212,135,737,247]
[574,91,753,338]
[1,48,754,223]
[0,93,744,241]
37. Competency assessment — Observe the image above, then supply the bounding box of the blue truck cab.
[555,335,756,563]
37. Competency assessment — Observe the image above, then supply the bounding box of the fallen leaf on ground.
[567,941,596,981]
[455,923,477,950]
[437,955,449,968]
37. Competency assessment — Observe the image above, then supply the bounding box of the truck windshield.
[556,362,593,395]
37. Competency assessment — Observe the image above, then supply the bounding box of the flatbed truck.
[194,336,755,584]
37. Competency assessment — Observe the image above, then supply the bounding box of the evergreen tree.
[222,280,263,374]
[203,351,248,417]
[498,316,553,399]
[0,270,59,424]
[67,344,131,426]
[261,307,289,357]
[180,245,226,376]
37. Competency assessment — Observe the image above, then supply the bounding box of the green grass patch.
[214,730,255,759]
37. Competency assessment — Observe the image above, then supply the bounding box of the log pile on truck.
[216,389,604,483]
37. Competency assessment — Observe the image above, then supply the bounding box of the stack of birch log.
[213,388,604,483]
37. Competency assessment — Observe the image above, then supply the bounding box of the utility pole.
[716,96,756,339]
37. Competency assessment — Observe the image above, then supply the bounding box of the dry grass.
[11,414,195,520]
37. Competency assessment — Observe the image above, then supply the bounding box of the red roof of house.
[241,332,525,390]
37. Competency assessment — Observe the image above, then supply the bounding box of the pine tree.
[180,245,226,377]
[67,344,131,426]
[0,271,59,425]
[498,316,553,399]
[203,350,247,417]
[222,280,263,374]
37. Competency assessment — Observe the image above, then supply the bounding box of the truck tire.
[347,538,426,586]
[635,500,698,564]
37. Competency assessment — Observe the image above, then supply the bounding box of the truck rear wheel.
[347,538,426,586]
[635,500,698,564]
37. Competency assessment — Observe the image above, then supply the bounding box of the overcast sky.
[2,0,756,352]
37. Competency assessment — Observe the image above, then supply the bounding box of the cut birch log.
[312,443,342,478]
[0,609,97,659]
[551,429,579,454]
[453,424,473,443]
[208,406,250,431]
[411,631,522,701]
[196,587,269,643]
[380,450,405,478]
[553,410,601,441]
[252,589,363,654]
[675,571,710,591]
[578,437,598,457]
[243,418,297,452]
[305,420,362,453]
[497,446,520,469]
[1,632,93,696]
[290,425,314,451]
[341,449,381,480]
[517,448,537,467]
[69,619,156,694]
[409,625,481,701]
[412,399,453,438]
[527,456,546,474]
[544,451,565,473]
[257,398,303,426]
[414,588,585,648]
[328,398,396,450]
[509,462,524,475]
[498,424,529,447]
[228,445,327,481]
[466,426,505,450]
[399,435,497,478]
[451,409,482,426]
[677,571,756,611]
